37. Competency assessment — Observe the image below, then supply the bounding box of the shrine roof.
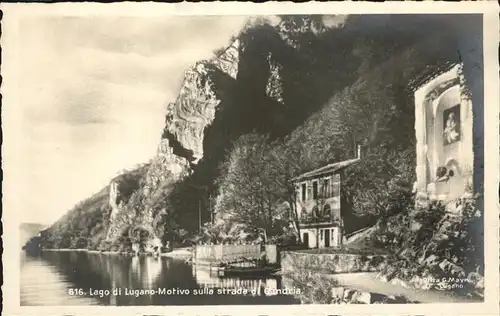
[406,61,458,93]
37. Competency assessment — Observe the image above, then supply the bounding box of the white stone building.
[413,63,474,208]
[291,146,361,249]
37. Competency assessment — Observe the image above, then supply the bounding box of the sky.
[4,15,252,225]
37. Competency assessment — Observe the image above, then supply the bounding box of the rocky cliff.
[103,40,241,245]
[162,40,239,164]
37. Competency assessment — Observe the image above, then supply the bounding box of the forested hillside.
[208,16,469,241]
[39,164,149,249]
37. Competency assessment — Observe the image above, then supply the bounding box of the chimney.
[357,144,361,159]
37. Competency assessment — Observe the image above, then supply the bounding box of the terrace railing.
[195,244,278,264]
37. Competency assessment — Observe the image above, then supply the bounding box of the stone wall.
[281,251,388,274]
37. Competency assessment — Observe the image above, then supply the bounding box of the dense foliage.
[38,187,111,249]
[209,30,459,240]
[371,195,484,296]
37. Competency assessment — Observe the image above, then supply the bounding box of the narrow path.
[329,272,478,303]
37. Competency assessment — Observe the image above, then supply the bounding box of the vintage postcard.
[2,1,499,316]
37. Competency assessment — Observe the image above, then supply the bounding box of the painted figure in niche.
[443,105,461,145]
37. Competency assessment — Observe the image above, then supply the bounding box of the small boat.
[219,266,279,277]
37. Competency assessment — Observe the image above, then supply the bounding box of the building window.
[312,181,318,199]
[301,183,306,202]
[324,177,331,197]
[320,229,324,240]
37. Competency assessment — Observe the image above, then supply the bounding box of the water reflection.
[21,251,300,306]
[192,265,281,296]
[130,256,163,287]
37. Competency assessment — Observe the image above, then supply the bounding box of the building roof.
[291,157,360,182]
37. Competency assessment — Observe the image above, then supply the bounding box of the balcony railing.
[299,211,341,225]
[299,187,340,203]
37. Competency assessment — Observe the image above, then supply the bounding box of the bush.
[284,270,338,304]
[439,196,483,274]
[98,240,113,252]
[375,194,484,295]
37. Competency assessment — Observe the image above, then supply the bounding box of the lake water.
[20,251,300,306]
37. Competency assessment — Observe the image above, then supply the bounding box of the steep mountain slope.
[283,27,462,232]
[38,165,149,249]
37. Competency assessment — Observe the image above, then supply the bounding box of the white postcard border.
[2,1,499,315]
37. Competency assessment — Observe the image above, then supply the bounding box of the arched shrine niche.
[414,64,473,206]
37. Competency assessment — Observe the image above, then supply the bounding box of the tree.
[340,146,414,219]
[216,133,290,240]
[266,140,317,243]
